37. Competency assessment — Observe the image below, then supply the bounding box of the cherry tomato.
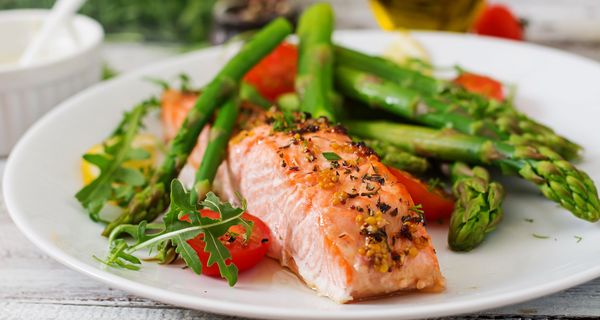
[389,167,455,221]
[184,209,271,276]
[454,72,504,101]
[473,4,523,41]
[243,42,298,101]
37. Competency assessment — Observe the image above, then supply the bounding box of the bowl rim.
[0,9,104,75]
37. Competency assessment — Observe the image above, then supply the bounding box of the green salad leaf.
[75,98,159,222]
[99,179,252,286]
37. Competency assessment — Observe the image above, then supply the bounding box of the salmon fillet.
[161,90,445,303]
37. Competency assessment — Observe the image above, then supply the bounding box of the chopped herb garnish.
[362,173,385,185]
[524,218,534,223]
[574,235,583,243]
[408,204,425,215]
[322,152,342,161]
[532,233,549,239]
[270,111,296,132]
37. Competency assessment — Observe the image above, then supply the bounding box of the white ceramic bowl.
[0,10,104,155]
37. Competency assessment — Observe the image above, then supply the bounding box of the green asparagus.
[335,66,504,139]
[190,97,239,204]
[335,46,582,160]
[296,3,336,120]
[447,162,504,251]
[103,18,292,236]
[335,45,443,95]
[346,120,600,222]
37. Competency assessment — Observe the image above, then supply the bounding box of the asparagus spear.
[447,162,504,251]
[335,46,581,160]
[442,88,581,160]
[335,45,443,95]
[190,97,239,204]
[103,18,292,236]
[362,139,430,175]
[346,120,600,222]
[296,3,336,120]
[335,66,505,139]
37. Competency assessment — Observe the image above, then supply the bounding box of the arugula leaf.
[94,239,141,271]
[75,98,158,222]
[143,77,171,91]
[162,179,204,273]
[101,63,119,80]
[200,192,252,238]
[101,179,252,286]
[322,151,342,161]
[203,231,238,285]
[144,74,197,93]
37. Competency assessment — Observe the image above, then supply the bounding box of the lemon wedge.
[81,133,160,185]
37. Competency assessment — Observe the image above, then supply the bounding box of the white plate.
[4,31,600,319]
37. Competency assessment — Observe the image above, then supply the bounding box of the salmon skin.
[161,90,445,303]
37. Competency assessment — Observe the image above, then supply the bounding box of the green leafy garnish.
[101,63,118,80]
[532,233,550,239]
[144,73,198,93]
[75,98,158,222]
[270,111,297,132]
[322,152,342,161]
[408,203,425,215]
[144,77,171,91]
[574,235,583,243]
[99,180,252,286]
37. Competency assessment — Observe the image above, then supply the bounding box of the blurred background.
[1,1,600,317]
[2,0,599,73]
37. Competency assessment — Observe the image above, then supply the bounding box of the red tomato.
[473,4,523,41]
[389,167,455,221]
[243,42,298,101]
[454,72,504,101]
[185,209,271,276]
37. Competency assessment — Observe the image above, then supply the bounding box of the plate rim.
[4,30,600,319]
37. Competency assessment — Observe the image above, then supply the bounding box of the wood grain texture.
[2,0,600,319]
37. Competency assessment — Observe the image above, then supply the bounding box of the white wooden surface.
[2,0,600,319]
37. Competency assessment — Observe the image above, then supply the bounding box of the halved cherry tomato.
[184,209,271,276]
[243,42,298,101]
[454,72,504,101]
[389,167,455,221]
[473,4,523,41]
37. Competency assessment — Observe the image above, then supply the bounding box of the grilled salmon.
[161,90,445,303]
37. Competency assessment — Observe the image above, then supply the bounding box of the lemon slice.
[81,133,160,185]
[382,30,430,66]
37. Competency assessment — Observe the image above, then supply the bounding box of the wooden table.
[2,1,600,319]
